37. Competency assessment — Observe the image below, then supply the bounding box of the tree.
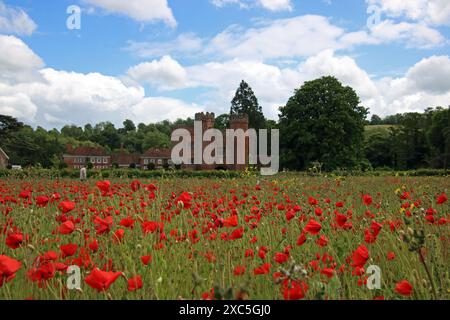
[215,114,229,130]
[370,115,382,125]
[142,130,170,150]
[120,119,136,134]
[0,115,23,139]
[427,107,450,170]
[230,80,266,130]
[279,76,368,170]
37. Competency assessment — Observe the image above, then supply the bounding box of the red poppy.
[128,275,143,291]
[234,265,246,276]
[304,219,322,235]
[58,201,75,214]
[175,192,192,209]
[89,239,99,252]
[85,268,122,292]
[141,255,152,266]
[96,180,111,194]
[395,280,413,296]
[387,252,395,261]
[253,263,271,275]
[297,232,307,246]
[351,245,369,268]
[362,194,373,206]
[59,220,75,235]
[0,255,21,287]
[35,196,50,207]
[223,215,238,228]
[60,244,78,258]
[274,252,289,264]
[6,232,23,249]
[229,227,244,240]
[437,193,447,205]
[282,279,308,300]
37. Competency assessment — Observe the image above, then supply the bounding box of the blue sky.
[0,0,449,128]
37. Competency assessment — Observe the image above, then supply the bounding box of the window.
[90,157,95,163]
[97,157,101,163]
[168,160,173,165]
[103,157,108,164]
[150,159,155,164]
[158,159,163,165]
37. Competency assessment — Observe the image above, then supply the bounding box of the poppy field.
[0,175,449,300]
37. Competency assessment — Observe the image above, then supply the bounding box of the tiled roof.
[111,152,141,164]
[66,146,108,156]
[142,148,171,158]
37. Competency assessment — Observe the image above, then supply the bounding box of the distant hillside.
[364,125,397,138]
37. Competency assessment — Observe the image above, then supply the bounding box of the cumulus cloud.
[132,97,204,123]
[124,33,204,59]
[82,0,176,27]
[0,35,44,84]
[366,0,450,26]
[126,55,188,90]
[125,15,446,62]
[211,0,293,11]
[0,35,204,127]
[0,1,37,36]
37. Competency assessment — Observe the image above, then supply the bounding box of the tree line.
[1,77,449,171]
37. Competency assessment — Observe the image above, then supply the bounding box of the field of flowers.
[0,175,448,300]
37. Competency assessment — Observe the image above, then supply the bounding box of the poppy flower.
[437,193,447,205]
[229,227,244,240]
[296,232,307,246]
[96,180,111,194]
[395,280,413,296]
[387,252,395,261]
[234,265,246,276]
[128,275,143,292]
[223,215,238,228]
[274,252,289,264]
[59,221,75,235]
[282,279,308,300]
[253,263,271,275]
[304,219,322,235]
[6,232,23,249]
[85,268,122,292]
[89,239,99,252]
[60,244,78,258]
[362,194,373,206]
[141,255,152,266]
[175,192,192,209]
[0,255,21,287]
[58,201,75,214]
[351,245,369,268]
[316,235,328,247]
[35,196,49,207]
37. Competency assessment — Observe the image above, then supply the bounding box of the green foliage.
[279,76,368,171]
[230,80,266,130]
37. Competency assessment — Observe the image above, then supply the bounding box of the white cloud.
[405,55,450,94]
[0,35,44,84]
[366,0,450,26]
[211,0,292,11]
[0,92,37,120]
[0,1,37,36]
[124,33,203,58]
[83,0,176,27]
[207,16,343,60]
[132,97,204,123]
[126,55,188,90]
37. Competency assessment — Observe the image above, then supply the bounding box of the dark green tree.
[0,115,24,139]
[230,80,266,130]
[214,114,230,130]
[279,76,368,170]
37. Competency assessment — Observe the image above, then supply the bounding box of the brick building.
[140,148,172,169]
[176,112,250,171]
[62,112,249,171]
[0,147,9,169]
[63,145,111,169]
